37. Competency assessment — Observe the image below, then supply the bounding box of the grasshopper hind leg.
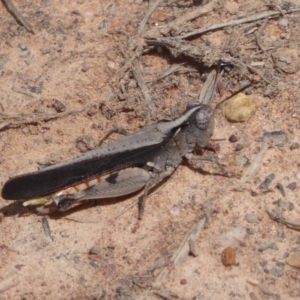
[51,167,152,212]
[138,166,176,220]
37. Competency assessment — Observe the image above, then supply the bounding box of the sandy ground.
[0,0,300,299]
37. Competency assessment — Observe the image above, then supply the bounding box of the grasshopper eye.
[194,106,213,130]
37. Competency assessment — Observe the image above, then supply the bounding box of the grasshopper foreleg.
[186,153,234,177]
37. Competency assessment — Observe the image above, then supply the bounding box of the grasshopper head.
[186,102,214,148]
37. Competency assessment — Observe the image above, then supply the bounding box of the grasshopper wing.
[2,124,171,200]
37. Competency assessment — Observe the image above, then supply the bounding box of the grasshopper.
[1,102,214,217]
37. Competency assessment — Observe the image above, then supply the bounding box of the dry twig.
[171,217,206,266]
[145,0,216,38]
[180,8,300,39]
[0,110,83,131]
[132,59,157,121]
[2,0,34,33]
[266,210,300,231]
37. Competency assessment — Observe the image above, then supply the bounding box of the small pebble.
[252,75,261,83]
[128,80,137,88]
[99,19,107,30]
[221,247,236,266]
[206,143,220,153]
[148,257,165,271]
[259,173,275,191]
[43,136,52,144]
[76,135,95,153]
[72,10,81,15]
[107,61,115,70]
[76,31,87,43]
[235,144,244,151]
[19,43,28,51]
[245,212,258,224]
[282,252,290,259]
[229,134,238,142]
[286,253,300,269]
[246,228,255,235]
[52,99,66,112]
[250,190,258,197]
[269,267,283,277]
[249,291,259,300]
[290,142,300,150]
[258,242,278,252]
[246,278,259,286]
[193,0,203,5]
[41,48,51,55]
[263,131,288,146]
[273,199,294,211]
[180,279,187,285]
[224,93,260,122]
[286,182,297,190]
[20,50,30,58]
[81,63,90,72]
[276,262,285,268]
[259,260,268,267]
[87,104,98,116]
[30,86,42,94]
[290,272,298,280]
[278,18,289,27]
[272,48,299,74]
[276,182,285,197]
[89,246,101,255]
[268,277,276,285]
[264,84,278,98]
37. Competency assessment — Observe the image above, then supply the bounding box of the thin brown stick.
[0,110,83,131]
[247,64,276,86]
[145,0,216,38]
[2,0,34,33]
[253,18,268,55]
[63,216,102,223]
[171,217,206,267]
[180,8,300,39]
[112,0,164,82]
[132,59,157,121]
[266,210,300,231]
[138,0,166,35]
[112,0,163,82]
[146,64,187,84]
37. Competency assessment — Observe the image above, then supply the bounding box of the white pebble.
[278,18,289,27]
[107,61,115,69]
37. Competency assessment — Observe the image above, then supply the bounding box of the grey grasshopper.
[1,102,214,217]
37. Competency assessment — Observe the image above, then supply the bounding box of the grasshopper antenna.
[214,82,252,110]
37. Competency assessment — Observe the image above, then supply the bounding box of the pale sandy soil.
[0,0,300,299]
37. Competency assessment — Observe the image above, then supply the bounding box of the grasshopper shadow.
[0,190,143,219]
